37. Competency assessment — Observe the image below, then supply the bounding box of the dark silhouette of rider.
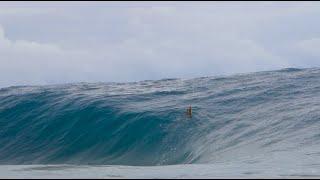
[187,105,192,118]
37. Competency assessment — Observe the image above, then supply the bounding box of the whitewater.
[1,68,320,178]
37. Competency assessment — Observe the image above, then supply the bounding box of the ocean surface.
[1,68,320,178]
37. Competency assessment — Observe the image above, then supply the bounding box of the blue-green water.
[1,68,320,178]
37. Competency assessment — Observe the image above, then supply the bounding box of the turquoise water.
[1,68,320,177]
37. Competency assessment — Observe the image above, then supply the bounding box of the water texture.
[1,68,320,178]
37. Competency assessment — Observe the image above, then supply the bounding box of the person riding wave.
[187,105,192,118]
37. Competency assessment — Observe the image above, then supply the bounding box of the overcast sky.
[1,1,320,87]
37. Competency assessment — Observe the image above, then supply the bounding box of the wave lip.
[1,67,320,166]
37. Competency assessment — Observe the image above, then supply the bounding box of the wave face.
[1,68,320,166]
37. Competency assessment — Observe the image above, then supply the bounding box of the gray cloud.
[0,2,320,88]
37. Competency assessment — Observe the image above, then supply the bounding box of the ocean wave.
[1,67,320,166]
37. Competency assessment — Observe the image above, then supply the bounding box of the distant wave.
[1,67,320,166]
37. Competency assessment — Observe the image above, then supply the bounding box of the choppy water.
[1,68,320,178]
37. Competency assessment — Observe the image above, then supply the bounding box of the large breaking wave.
[1,68,320,166]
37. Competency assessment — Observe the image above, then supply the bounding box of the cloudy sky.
[1,1,320,87]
